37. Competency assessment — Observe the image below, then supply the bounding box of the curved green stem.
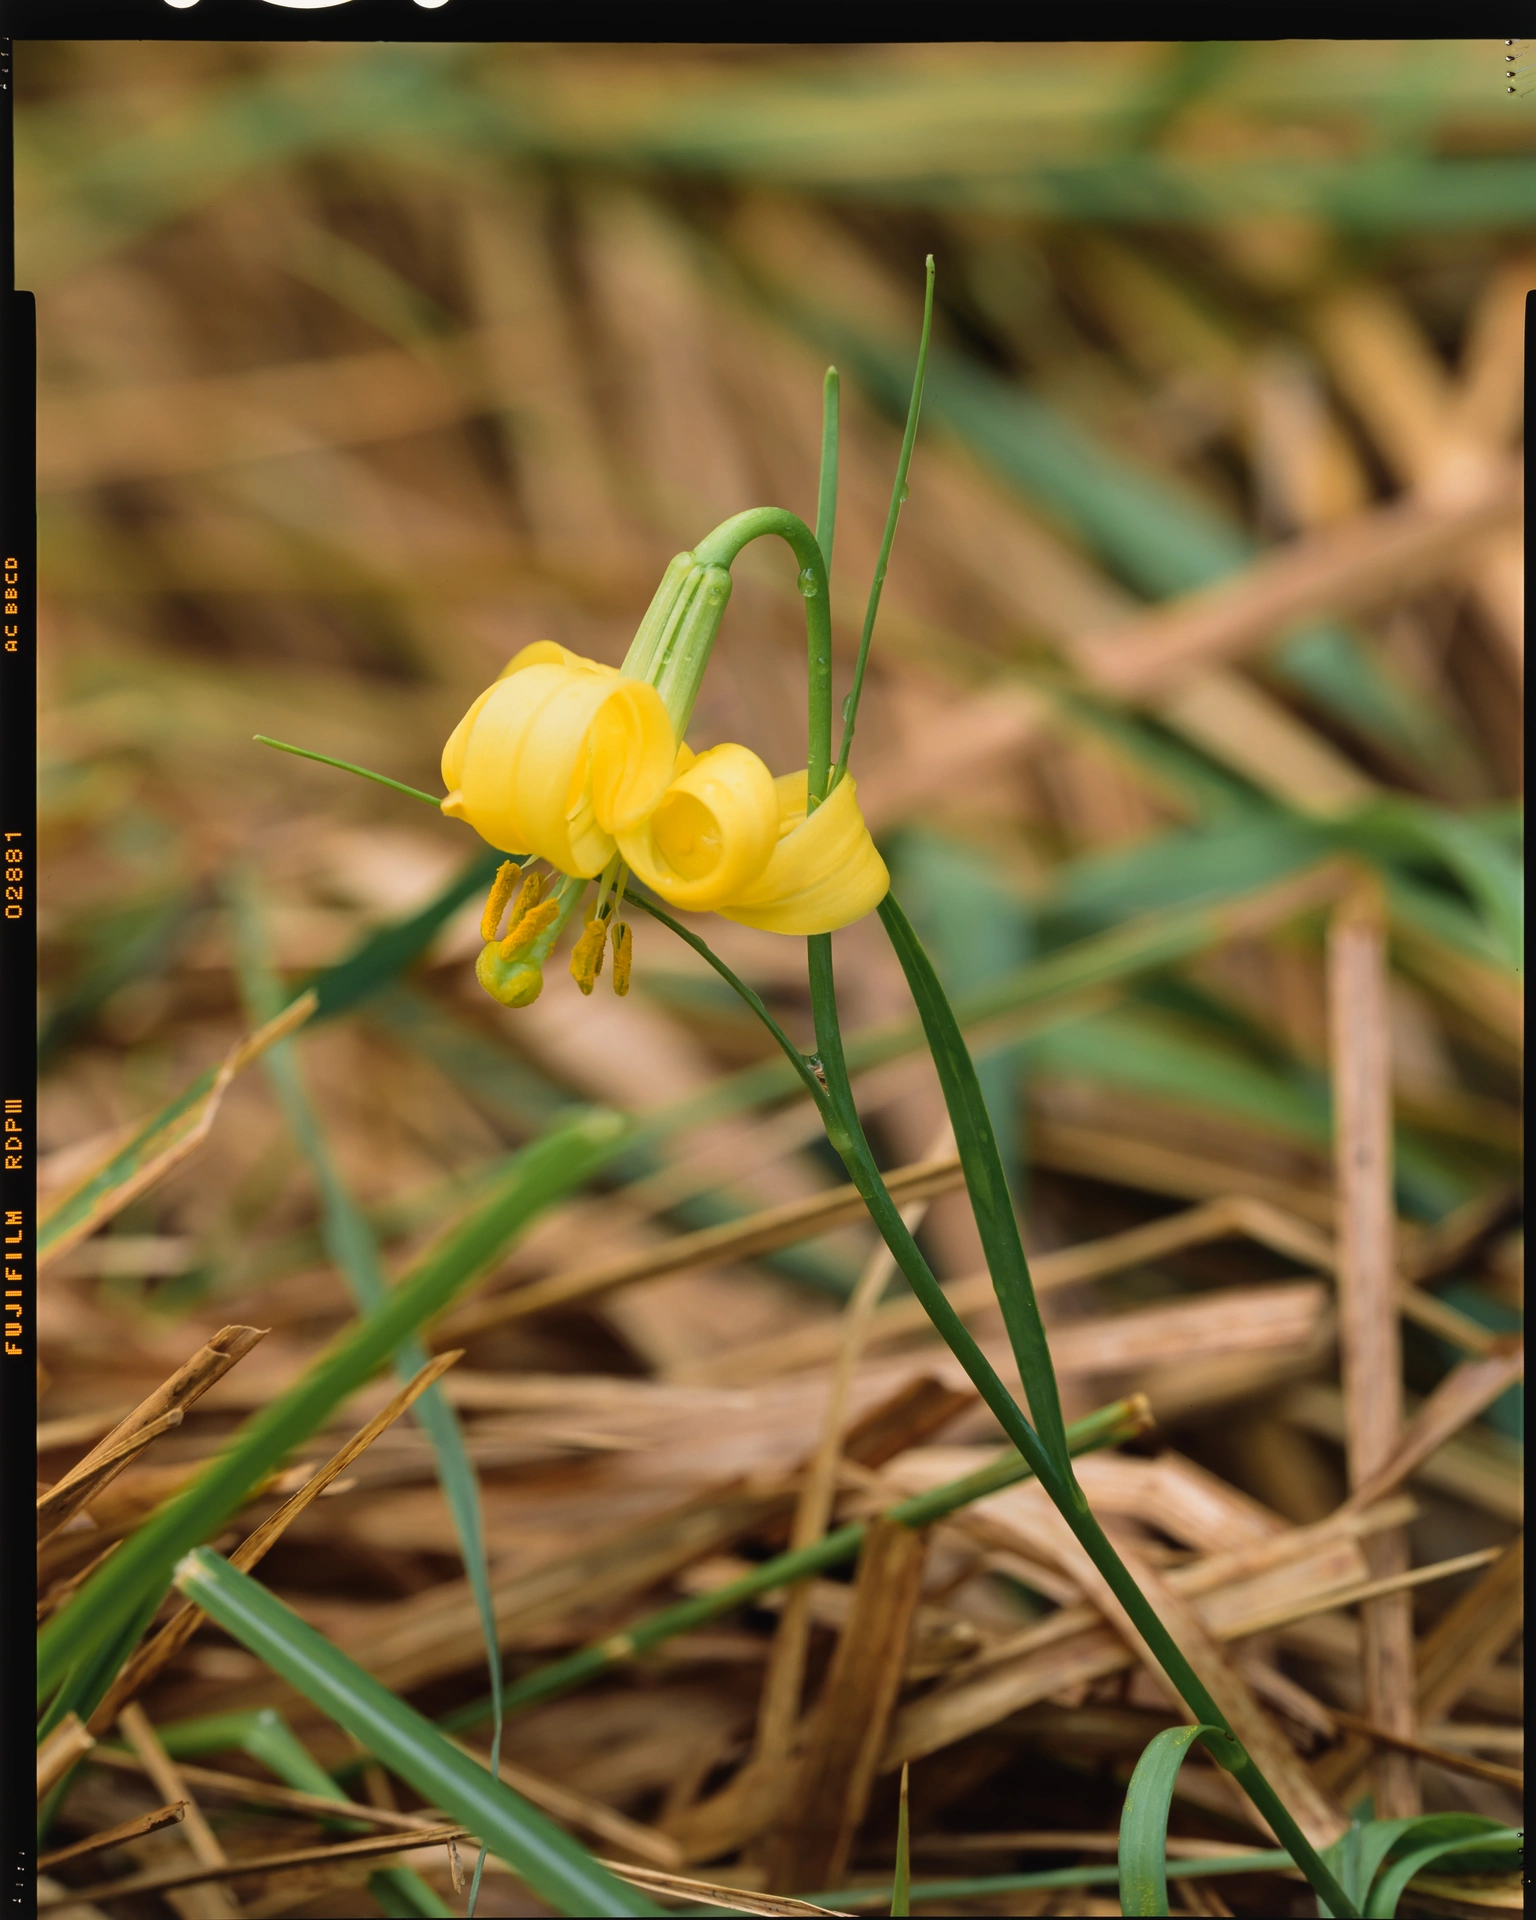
[692,507,833,808]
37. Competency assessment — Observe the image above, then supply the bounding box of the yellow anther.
[479,861,521,943]
[611,921,632,997]
[569,917,608,996]
[498,896,560,959]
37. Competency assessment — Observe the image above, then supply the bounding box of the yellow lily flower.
[620,747,888,935]
[441,638,887,1014]
[440,641,676,877]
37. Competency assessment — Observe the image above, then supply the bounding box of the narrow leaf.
[253,734,443,809]
[155,1709,452,1916]
[1363,1817,1519,1918]
[878,893,1070,1467]
[833,256,934,787]
[1118,1724,1223,1917]
[231,869,506,1912]
[172,1550,661,1917]
[37,1107,627,1715]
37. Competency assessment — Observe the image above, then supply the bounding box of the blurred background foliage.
[27,39,1525,1917]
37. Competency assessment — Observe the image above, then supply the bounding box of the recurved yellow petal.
[440,650,674,876]
[713,771,889,934]
[617,742,780,911]
[442,642,597,796]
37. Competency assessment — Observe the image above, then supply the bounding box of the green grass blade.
[784,307,1469,783]
[878,893,1070,1469]
[434,1396,1147,1736]
[373,1875,456,1918]
[171,1550,661,1917]
[1344,799,1524,972]
[1041,816,1325,932]
[152,1709,452,1915]
[161,1707,348,1793]
[1363,1818,1520,1918]
[1119,1724,1224,1917]
[37,1106,627,1716]
[622,905,1354,1918]
[798,1852,1296,1910]
[832,255,933,790]
[891,1764,910,1916]
[230,869,506,1912]
[36,1066,216,1263]
[38,1590,166,1747]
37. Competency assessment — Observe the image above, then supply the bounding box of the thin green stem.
[253,736,442,808]
[691,506,832,807]
[619,886,831,1116]
[831,254,934,791]
[816,366,840,573]
[434,1396,1146,1736]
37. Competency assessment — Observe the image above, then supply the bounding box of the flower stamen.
[569,916,608,995]
[499,895,560,959]
[611,920,633,996]
[479,861,523,943]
